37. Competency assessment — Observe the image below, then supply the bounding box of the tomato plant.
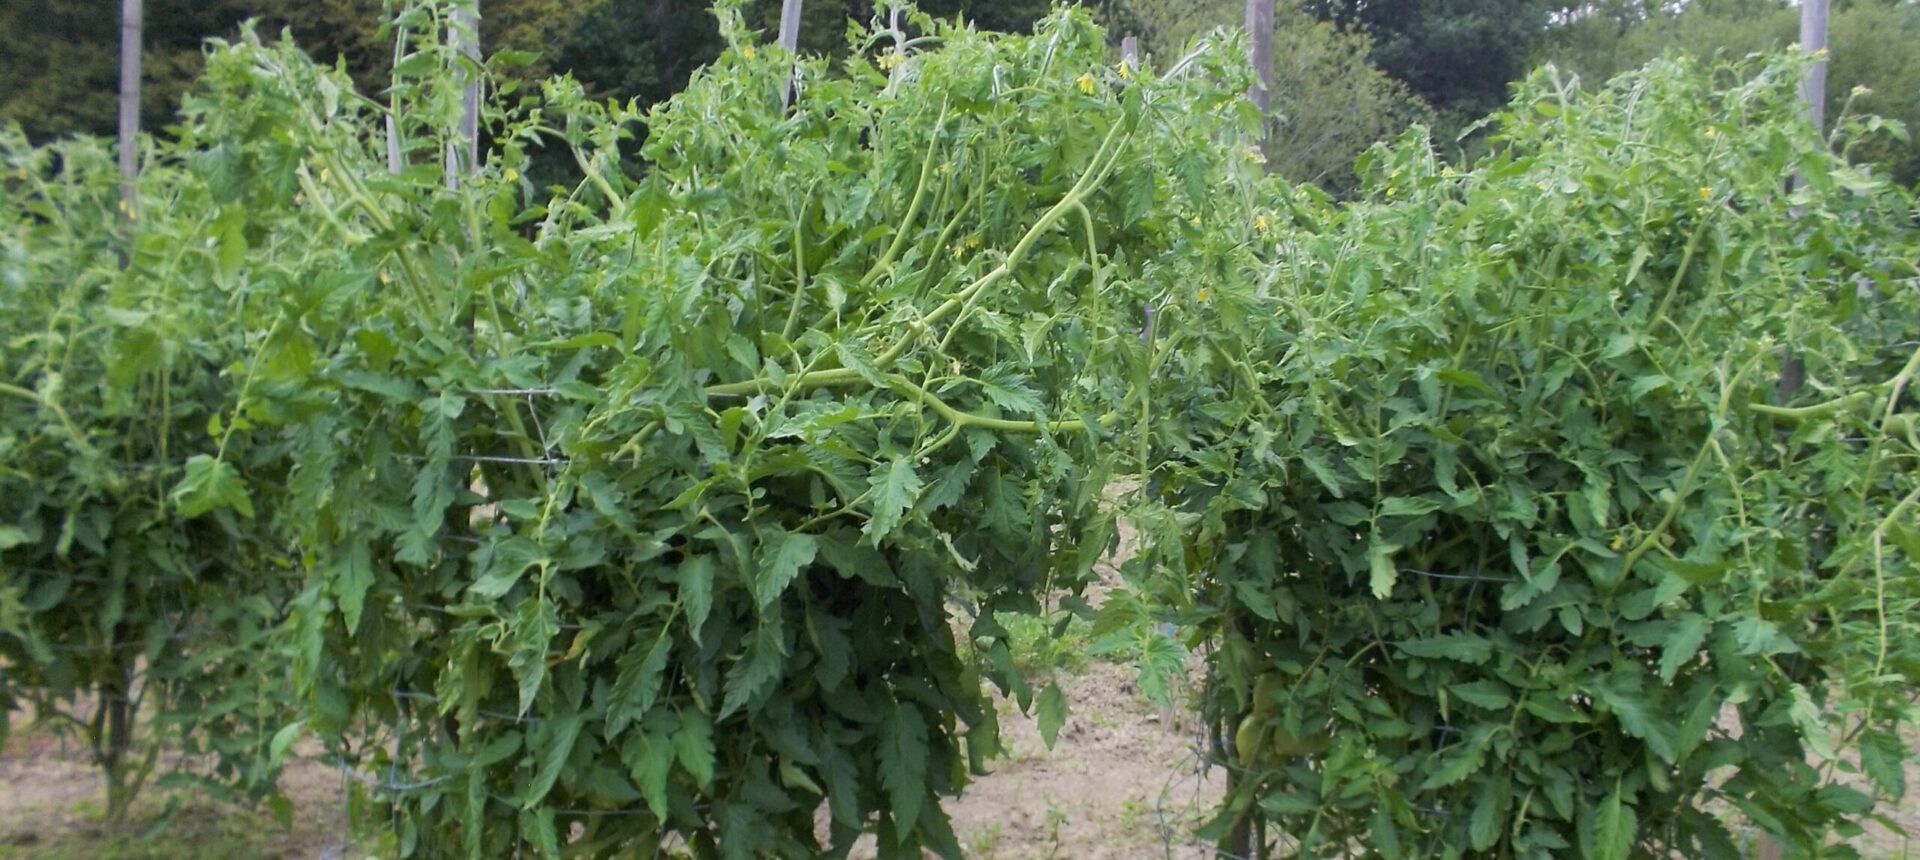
[0,123,297,821]
[146,2,1261,856]
[1137,54,1920,858]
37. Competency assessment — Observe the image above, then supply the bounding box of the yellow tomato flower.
[504,167,519,182]
[1704,127,1717,139]
[741,45,756,60]
[1075,72,1095,95]
[1698,186,1711,200]
[1195,287,1212,302]
[1116,61,1133,81]
[379,270,391,286]
[1252,213,1273,235]
[1851,84,1872,97]
[878,51,903,71]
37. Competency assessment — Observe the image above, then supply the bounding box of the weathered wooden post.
[445,0,481,188]
[1245,0,1274,138]
[387,25,407,175]
[1226,4,1275,856]
[118,0,143,219]
[1801,0,1830,134]
[1780,0,1829,400]
[778,0,803,109]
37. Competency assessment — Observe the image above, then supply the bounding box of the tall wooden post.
[445,0,480,189]
[387,25,407,175]
[1245,0,1273,121]
[778,0,802,52]
[117,0,143,219]
[778,0,803,109]
[1121,35,1139,68]
[1800,0,1829,134]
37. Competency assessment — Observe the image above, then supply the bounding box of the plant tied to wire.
[1135,54,1920,858]
[155,1,1266,856]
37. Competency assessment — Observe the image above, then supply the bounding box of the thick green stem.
[1748,390,1873,420]
[861,109,947,288]
[709,120,1131,400]
[0,382,93,455]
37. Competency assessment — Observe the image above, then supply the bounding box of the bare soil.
[1,638,1911,860]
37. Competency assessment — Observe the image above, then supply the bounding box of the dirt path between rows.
[2,623,1912,859]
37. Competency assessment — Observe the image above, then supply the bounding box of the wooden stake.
[446,0,481,189]
[779,0,803,109]
[1800,0,1830,134]
[1244,0,1273,119]
[117,0,143,220]
[778,0,803,53]
[387,25,408,175]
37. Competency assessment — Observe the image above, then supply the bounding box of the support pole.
[387,25,407,175]
[778,0,802,53]
[446,0,480,189]
[117,0,143,220]
[778,0,803,109]
[1800,0,1830,135]
[1244,0,1273,122]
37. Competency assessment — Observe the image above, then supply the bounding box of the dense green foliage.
[14,2,1251,856]
[1139,53,1920,857]
[1125,0,1431,191]
[0,128,295,819]
[6,2,1920,858]
[1302,0,1555,126]
[0,0,1072,143]
[1546,0,1920,187]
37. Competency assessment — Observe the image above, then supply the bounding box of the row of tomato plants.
[4,1,1918,858]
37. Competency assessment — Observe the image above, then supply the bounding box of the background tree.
[1128,0,1431,190]
[1541,0,1920,185]
[1300,0,1553,130]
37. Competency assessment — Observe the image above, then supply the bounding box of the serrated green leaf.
[1448,680,1512,710]
[836,340,887,387]
[719,620,786,718]
[620,729,673,819]
[1396,633,1493,664]
[1593,783,1636,860]
[1418,739,1486,791]
[863,457,923,544]
[522,713,584,809]
[1591,678,1676,762]
[679,555,716,640]
[1658,614,1709,683]
[1377,496,1442,518]
[879,703,929,845]
[753,530,817,610]
[978,365,1042,416]
[335,543,374,634]
[607,634,671,737]
[170,454,254,519]
[1369,539,1399,599]
[674,711,715,791]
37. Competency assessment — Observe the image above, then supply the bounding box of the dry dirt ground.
[1,632,1914,859]
[0,644,1224,860]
